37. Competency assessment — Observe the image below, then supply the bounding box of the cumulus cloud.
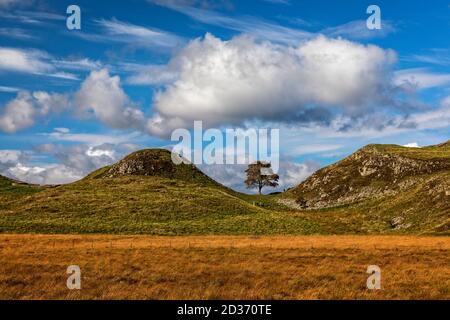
[75,69,145,129]
[0,68,146,133]
[277,161,320,190]
[0,92,35,133]
[0,149,76,185]
[0,149,27,171]
[1,142,141,185]
[5,163,81,185]
[0,91,69,133]
[147,34,397,137]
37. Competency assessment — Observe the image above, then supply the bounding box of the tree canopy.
[245,161,279,195]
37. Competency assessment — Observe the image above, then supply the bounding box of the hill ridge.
[1,141,448,235]
[288,141,449,209]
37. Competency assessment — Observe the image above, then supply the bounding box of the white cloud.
[46,71,79,80]
[292,144,343,155]
[5,162,82,185]
[0,92,36,133]
[0,9,64,25]
[277,161,319,190]
[0,27,35,40]
[147,34,397,137]
[0,85,20,93]
[0,91,69,133]
[409,99,450,131]
[53,127,70,134]
[0,47,52,73]
[394,68,450,89]
[86,146,115,158]
[0,150,25,168]
[408,49,450,66]
[0,47,80,80]
[2,142,141,185]
[75,69,145,129]
[151,1,312,45]
[32,91,69,114]
[0,68,146,133]
[151,1,394,43]
[46,129,141,146]
[125,64,179,85]
[98,18,182,47]
[52,58,103,71]
[75,18,184,50]
[403,142,420,148]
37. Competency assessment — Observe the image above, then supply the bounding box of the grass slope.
[0,144,448,235]
[281,141,450,235]
[371,140,450,160]
[0,176,319,235]
[0,150,317,235]
[0,175,42,210]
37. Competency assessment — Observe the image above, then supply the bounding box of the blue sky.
[0,0,449,192]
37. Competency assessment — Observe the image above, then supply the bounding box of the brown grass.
[0,234,449,300]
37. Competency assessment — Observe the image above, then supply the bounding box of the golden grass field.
[0,234,449,300]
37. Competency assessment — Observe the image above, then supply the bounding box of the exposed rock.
[289,143,450,210]
[90,149,219,186]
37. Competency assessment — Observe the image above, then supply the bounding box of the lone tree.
[245,161,279,195]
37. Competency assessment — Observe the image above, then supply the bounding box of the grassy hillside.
[287,141,449,206]
[0,144,448,235]
[0,175,42,210]
[286,171,449,235]
[371,140,450,160]
[0,176,321,235]
[0,150,318,235]
[282,141,450,235]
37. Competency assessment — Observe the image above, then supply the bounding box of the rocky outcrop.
[104,149,179,178]
[289,143,450,209]
[90,149,219,186]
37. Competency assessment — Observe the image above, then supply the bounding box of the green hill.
[0,149,317,235]
[0,175,42,210]
[281,141,450,234]
[0,143,448,235]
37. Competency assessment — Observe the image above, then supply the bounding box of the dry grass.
[0,234,448,300]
